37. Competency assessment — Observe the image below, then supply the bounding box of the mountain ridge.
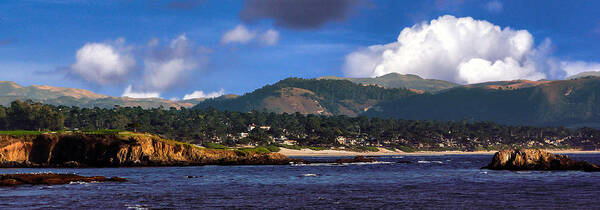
[317,73,460,92]
[0,81,204,109]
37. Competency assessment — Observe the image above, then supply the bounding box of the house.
[247,124,256,131]
[336,136,347,145]
[240,132,249,138]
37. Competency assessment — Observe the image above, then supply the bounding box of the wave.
[417,160,444,164]
[291,161,395,167]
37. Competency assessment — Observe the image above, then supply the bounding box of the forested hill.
[318,73,460,92]
[365,77,600,128]
[193,77,419,116]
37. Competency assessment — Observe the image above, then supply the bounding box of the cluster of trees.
[1,100,599,149]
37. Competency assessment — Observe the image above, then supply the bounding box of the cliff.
[483,149,600,172]
[0,133,291,167]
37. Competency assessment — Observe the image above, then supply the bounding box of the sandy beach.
[278,147,600,157]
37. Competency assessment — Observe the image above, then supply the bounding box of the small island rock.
[483,149,600,172]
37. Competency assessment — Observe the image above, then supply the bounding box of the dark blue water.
[1,154,600,209]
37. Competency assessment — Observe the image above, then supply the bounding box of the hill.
[566,71,600,80]
[0,81,202,109]
[364,77,600,128]
[194,77,418,116]
[318,73,460,92]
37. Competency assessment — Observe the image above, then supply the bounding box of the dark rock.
[335,156,376,164]
[0,173,126,186]
[397,160,412,164]
[483,149,600,172]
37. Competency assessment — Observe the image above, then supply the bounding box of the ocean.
[1,154,600,209]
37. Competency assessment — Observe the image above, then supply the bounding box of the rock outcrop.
[483,149,600,172]
[0,134,291,167]
[335,156,376,164]
[0,173,126,186]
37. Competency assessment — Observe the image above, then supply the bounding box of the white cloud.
[485,1,503,13]
[183,89,225,100]
[221,25,280,46]
[221,25,257,44]
[458,57,544,84]
[259,29,280,45]
[121,85,160,98]
[343,15,579,84]
[70,39,135,85]
[143,34,204,91]
[561,61,600,77]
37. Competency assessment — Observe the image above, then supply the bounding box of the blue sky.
[1,0,599,99]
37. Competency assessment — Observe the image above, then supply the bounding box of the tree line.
[0,100,599,150]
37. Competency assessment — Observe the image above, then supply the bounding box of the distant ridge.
[566,71,600,80]
[0,81,204,109]
[317,73,460,92]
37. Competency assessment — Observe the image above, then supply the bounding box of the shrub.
[202,142,229,150]
[308,146,327,151]
[265,145,280,152]
[351,146,379,152]
[396,145,418,152]
[237,146,271,154]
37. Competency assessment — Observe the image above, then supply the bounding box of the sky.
[1,0,599,100]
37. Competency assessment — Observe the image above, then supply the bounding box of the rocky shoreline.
[0,134,291,167]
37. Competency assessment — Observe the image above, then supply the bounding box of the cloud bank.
[561,61,600,77]
[69,34,213,99]
[343,15,596,84]
[122,85,160,98]
[70,39,135,85]
[240,0,360,29]
[183,89,225,100]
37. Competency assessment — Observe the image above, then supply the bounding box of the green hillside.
[318,73,460,92]
[194,77,418,116]
[364,77,600,128]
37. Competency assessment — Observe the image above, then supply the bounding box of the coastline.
[278,147,600,157]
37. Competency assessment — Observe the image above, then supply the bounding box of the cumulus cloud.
[259,29,280,45]
[343,15,567,84]
[240,0,360,29]
[70,39,135,85]
[143,34,206,91]
[485,1,503,13]
[183,89,225,100]
[221,25,257,44]
[121,85,160,98]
